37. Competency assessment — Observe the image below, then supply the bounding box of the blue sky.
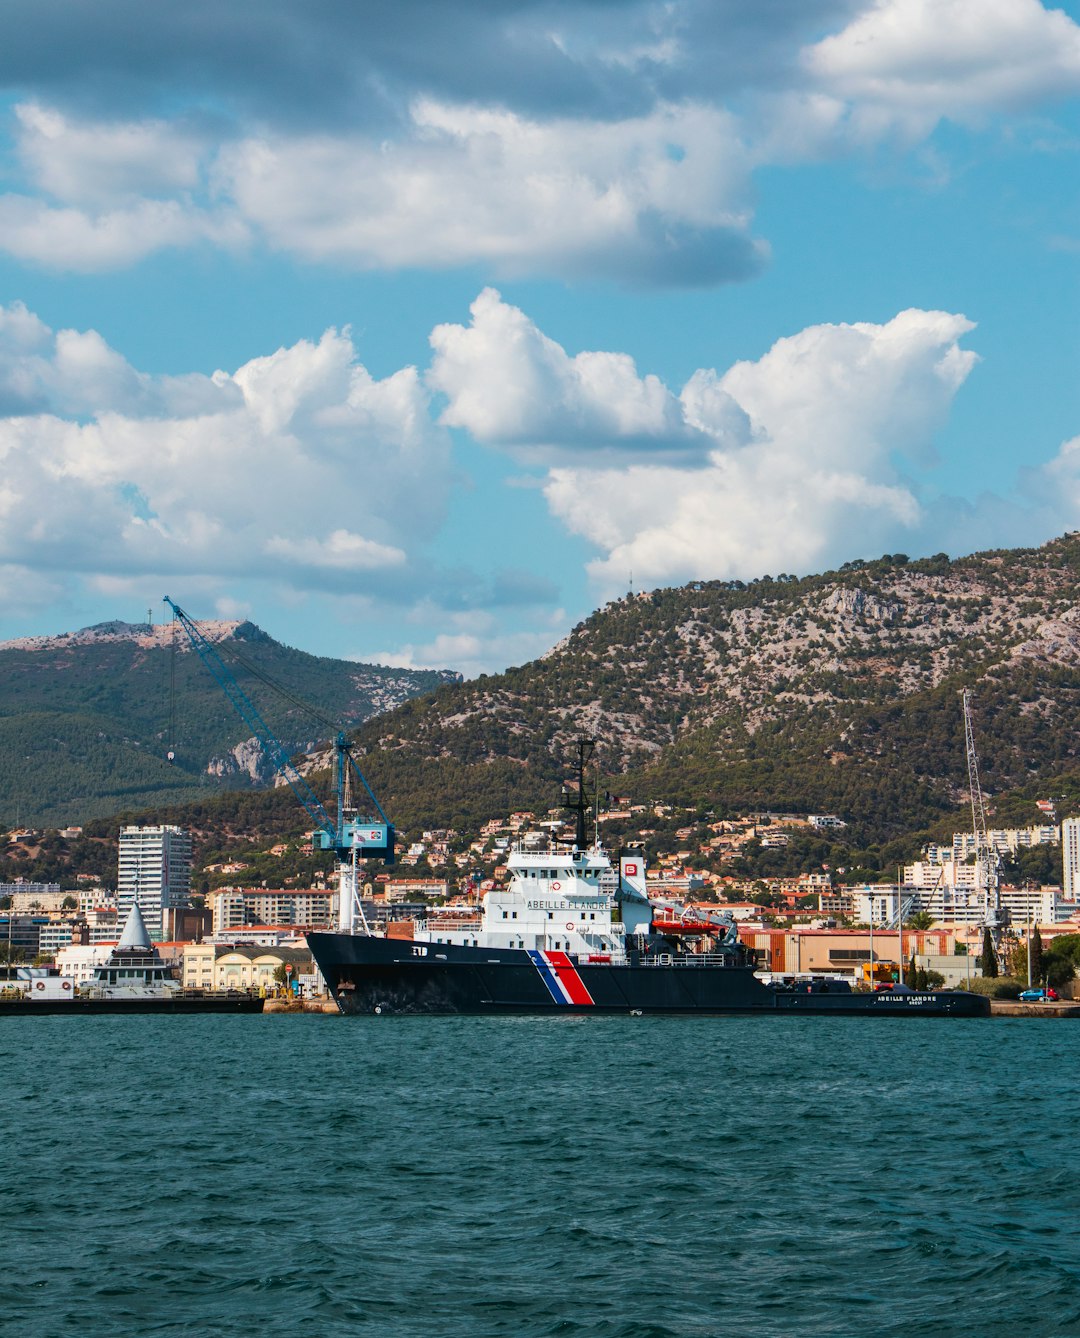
[0,0,1078,675]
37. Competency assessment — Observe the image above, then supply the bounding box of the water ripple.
[3,1014,1079,1337]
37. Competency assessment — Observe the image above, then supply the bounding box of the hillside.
[9,535,1080,883]
[0,619,458,825]
[340,536,1080,844]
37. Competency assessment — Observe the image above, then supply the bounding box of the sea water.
[2,1014,1077,1338]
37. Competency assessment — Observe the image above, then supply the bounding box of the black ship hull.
[307,934,990,1017]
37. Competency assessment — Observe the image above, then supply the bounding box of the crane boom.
[164,596,394,932]
[165,596,336,839]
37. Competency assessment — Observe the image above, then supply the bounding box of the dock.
[263,998,340,1014]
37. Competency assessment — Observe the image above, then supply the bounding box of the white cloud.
[803,0,1080,139]
[0,4,1078,282]
[264,530,406,571]
[429,297,981,593]
[0,101,245,272]
[564,309,980,591]
[0,193,245,272]
[0,95,762,281]
[216,99,762,285]
[369,613,568,679]
[14,101,208,205]
[429,288,724,461]
[0,306,451,598]
[4,2,1080,279]
[0,300,240,416]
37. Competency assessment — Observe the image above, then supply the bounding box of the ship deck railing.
[637,952,740,968]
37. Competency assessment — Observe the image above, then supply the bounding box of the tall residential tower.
[117,825,192,942]
[1062,817,1080,900]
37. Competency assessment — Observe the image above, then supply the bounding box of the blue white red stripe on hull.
[527,949,595,1006]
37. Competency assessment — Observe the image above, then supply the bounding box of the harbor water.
[3,1013,1077,1338]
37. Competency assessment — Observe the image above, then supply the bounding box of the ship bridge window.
[547,911,553,920]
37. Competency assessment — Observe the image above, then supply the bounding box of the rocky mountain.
[0,619,458,825]
[9,536,1080,865]
[345,536,1080,843]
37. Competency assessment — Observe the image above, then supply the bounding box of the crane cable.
[167,612,178,763]
[211,638,341,734]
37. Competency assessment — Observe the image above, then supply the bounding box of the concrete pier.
[991,1000,1080,1017]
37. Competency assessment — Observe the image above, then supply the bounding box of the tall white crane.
[962,688,1007,963]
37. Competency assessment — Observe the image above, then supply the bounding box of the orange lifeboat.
[652,918,721,936]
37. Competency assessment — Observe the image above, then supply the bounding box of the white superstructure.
[410,845,655,959]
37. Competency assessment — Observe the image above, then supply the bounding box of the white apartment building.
[903,861,981,891]
[852,881,1076,927]
[1063,818,1080,900]
[56,943,115,984]
[37,922,73,955]
[210,887,333,935]
[117,825,192,942]
[77,888,116,914]
[925,825,1059,864]
[1,882,63,912]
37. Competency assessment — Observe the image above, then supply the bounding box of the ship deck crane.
[164,596,393,933]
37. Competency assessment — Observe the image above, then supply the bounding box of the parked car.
[1019,988,1059,1002]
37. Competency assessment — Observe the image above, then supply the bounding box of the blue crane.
[164,596,393,929]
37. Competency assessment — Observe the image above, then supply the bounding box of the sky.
[0,0,1078,677]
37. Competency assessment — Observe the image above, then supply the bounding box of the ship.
[0,903,263,1015]
[308,742,989,1018]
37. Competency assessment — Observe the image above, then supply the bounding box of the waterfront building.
[117,825,192,942]
[0,914,48,958]
[182,941,313,991]
[740,926,954,978]
[210,887,333,935]
[56,942,116,984]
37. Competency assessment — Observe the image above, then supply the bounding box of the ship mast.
[561,738,596,851]
[962,689,1005,964]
